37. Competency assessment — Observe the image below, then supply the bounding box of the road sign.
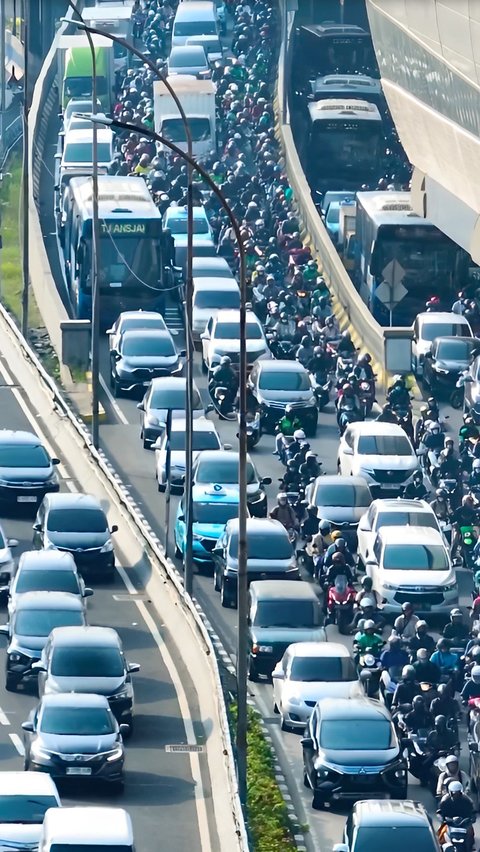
[375,259,408,309]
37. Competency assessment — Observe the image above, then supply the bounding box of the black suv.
[247,359,318,436]
[302,697,407,809]
[0,430,60,509]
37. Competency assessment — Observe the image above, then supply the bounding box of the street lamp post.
[65,17,196,595]
[79,113,249,806]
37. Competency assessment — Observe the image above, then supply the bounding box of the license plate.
[356,775,374,785]
[17,496,37,503]
[66,767,91,776]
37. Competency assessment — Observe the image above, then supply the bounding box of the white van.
[172,1,218,47]
[39,807,134,852]
[192,276,240,339]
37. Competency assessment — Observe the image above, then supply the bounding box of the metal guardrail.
[276,0,387,384]
[0,106,22,169]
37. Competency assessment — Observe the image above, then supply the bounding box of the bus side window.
[76,240,85,273]
[370,241,381,277]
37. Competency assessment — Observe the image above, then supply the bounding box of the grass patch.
[231,703,297,851]
[0,153,41,328]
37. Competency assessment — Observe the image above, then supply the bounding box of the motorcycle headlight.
[100,540,114,553]
[252,644,273,654]
[106,745,124,762]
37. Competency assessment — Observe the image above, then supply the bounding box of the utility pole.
[89,35,100,449]
[21,11,29,338]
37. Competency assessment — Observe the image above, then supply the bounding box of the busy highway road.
[0,347,223,852]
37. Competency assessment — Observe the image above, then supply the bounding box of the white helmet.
[472,665,480,684]
[364,619,376,630]
[293,430,306,441]
[449,780,463,794]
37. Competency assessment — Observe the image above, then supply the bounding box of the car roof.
[63,128,113,144]
[347,421,408,437]
[149,376,191,390]
[418,311,470,324]
[371,498,433,513]
[377,525,445,545]
[170,417,216,433]
[249,580,319,601]
[170,45,207,57]
[0,771,60,797]
[117,311,165,322]
[192,483,240,503]
[120,328,172,341]
[49,625,122,647]
[287,642,350,658]
[193,277,238,291]
[226,518,286,536]
[315,474,370,487]
[165,205,207,220]
[43,807,133,844]
[215,309,258,323]
[14,591,84,611]
[195,449,255,467]
[317,697,390,721]
[43,492,105,512]
[353,799,432,827]
[258,359,307,373]
[18,551,78,570]
[432,335,476,345]
[192,256,231,270]
[41,692,110,710]
[0,429,45,446]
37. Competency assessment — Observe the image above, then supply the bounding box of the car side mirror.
[261,476,272,485]
[366,558,377,565]
[200,332,208,340]
[21,721,34,733]
[223,443,232,451]
[0,625,8,635]
[106,328,114,335]
[119,723,130,737]
[301,736,314,750]
[358,523,370,532]
[52,458,61,465]
[31,661,46,671]
[32,523,41,532]
[272,670,284,680]
[83,588,94,598]
[136,403,145,411]
[343,446,353,455]
[128,662,140,673]
[177,514,185,523]
[152,438,162,450]
[110,525,118,534]
[7,539,19,548]
[465,376,474,383]
[179,349,187,357]
[469,741,479,752]
[333,845,349,852]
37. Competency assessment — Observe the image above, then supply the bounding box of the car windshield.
[253,600,320,628]
[357,435,412,456]
[167,216,209,235]
[353,827,435,852]
[0,794,59,823]
[194,290,240,309]
[229,532,292,560]
[423,322,469,342]
[15,570,80,595]
[192,502,239,524]
[170,50,206,67]
[436,339,473,360]
[320,719,394,750]
[383,543,449,570]
[290,656,356,682]
[376,512,438,531]
[149,387,201,410]
[170,430,220,451]
[47,508,107,533]
[195,457,256,484]
[51,646,124,677]
[0,445,50,468]
[63,142,112,163]
[258,370,310,391]
[122,335,175,357]
[120,317,165,333]
[314,483,371,507]
[15,609,84,637]
[40,707,115,735]
[215,321,262,340]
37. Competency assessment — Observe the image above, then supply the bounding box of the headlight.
[111,685,130,700]
[383,582,397,591]
[31,743,52,761]
[100,540,114,553]
[444,582,457,592]
[147,415,160,426]
[315,768,329,779]
[9,653,23,663]
[106,746,124,762]
[394,768,406,778]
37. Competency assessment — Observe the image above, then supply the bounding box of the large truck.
[153,75,217,160]
[56,34,115,113]
[85,4,135,75]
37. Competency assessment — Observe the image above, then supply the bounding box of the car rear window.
[320,719,394,750]
[376,511,437,530]
[194,290,240,309]
[290,656,355,682]
[15,570,80,595]
[150,387,201,409]
[253,600,320,628]
[423,322,470,341]
[229,531,293,560]
[314,483,371,508]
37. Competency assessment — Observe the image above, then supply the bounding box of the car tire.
[280,715,290,732]
[5,673,17,692]
[113,377,122,398]
[23,758,30,771]
[248,659,259,682]
[220,581,232,608]
[122,716,133,738]
[303,769,310,789]
[312,791,325,810]
[273,700,279,714]
[157,481,166,493]
[213,570,221,592]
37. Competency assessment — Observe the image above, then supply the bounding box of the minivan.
[172,1,218,47]
[39,807,133,852]
[248,580,326,681]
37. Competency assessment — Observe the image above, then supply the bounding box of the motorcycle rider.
[430,488,452,524]
[408,621,437,657]
[451,494,478,557]
[438,438,460,481]
[436,754,470,800]
[403,469,429,501]
[323,536,356,575]
[324,551,355,589]
[431,638,462,683]
[353,352,375,383]
[350,596,385,632]
[380,634,409,670]
[418,420,444,474]
[392,665,421,709]
[295,334,313,368]
[209,355,238,408]
[273,406,302,456]
[413,647,441,685]
[306,519,333,580]
[402,694,433,733]
[337,329,356,358]
[354,575,383,609]
[443,608,471,644]
[461,665,480,704]
[375,402,399,424]
[430,682,461,726]
[321,314,340,343]
[307,343,332,378]
[387,375,411,410]
[354,619,384,656]
[469,458,480,491]
[269,493,298,532]
[336,382,361,429]
[437,781,475,847]
[299,451,321,484]
[394,601,420,641]
[281,458,302,492]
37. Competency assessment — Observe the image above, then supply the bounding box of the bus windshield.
[83,235,160,294]
[308,119,382,182]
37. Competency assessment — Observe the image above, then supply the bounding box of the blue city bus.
[62,176,168,324]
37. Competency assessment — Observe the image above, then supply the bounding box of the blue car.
[174,484,243,569]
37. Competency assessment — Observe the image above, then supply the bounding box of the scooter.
[357,379,376,418]
[209,384,237,420]
[245,411,261,450]
[338,402,363,435]
[325,575,356,635]
[438,816,475,851]
[358,653,382,698]
[379,665,403,710]
[312,375,331,411]
[460,525,477,569]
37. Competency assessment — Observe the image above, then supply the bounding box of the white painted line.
[99,375,129,425]
[116,564,212,852]
[64,479,78,493]
[0,708,10,726]
[0,359,69,478]
[9,733,24,756]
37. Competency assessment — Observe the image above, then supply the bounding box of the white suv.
[357,498,442,570]
[366,526,457,615]
[412,311,472,376]
[201,309,270,373]
[337,421,419,496]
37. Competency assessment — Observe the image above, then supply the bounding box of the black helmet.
[301,335,310,347]
[434,714,447,730]
[412,695,425,710]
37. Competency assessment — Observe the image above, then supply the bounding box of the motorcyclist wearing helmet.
[392,665,421,708]
[418,420,444,472]
[307,344,332,378]
[429,488,452,522]
[375,402,399,424]
[438,438,460,480]
[337,329,356,357]
[269,493,298,532]
[443,608,471,643]
[437,781,475,830]
[380,634,409,670]
[281,458,302,492]
[354,575,383,609]
[349,596,385,632]
[461,664,480,704]
[425,716,458,762]
[354,619,385,656]
[436,753,470,800]
[209,355,239,406]
[321,314,340,342]
[470,458,480,490]
[413,647,441,685]
[387,375,411,409]
[431,637,461,678]
[273,406,302,456]
[299,451,321,483]
[402,694,433,734]
[295,334,313,368]
[336,382,361,428]
[459,414,480,452]
[394,602,420,641]
[324,551,355,588]
[403,469,429,501]
[353,352,375,383]
[430,682,460,725]
[408,620,436,657]
[306,519,333,580]
[323,536,356,573]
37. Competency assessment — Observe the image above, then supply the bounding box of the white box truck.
[154,75,217,160]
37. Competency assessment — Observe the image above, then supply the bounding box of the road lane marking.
[99,375,129,425]
[64,479,78,492]
[0,708,10,725]
[116,564,212,852]
[9,734,24,756]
